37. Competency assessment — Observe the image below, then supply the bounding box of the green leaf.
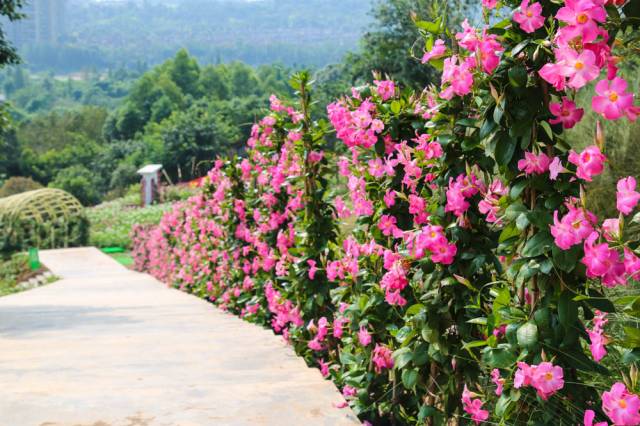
[511,40,530,56]
[495,133,516,166]
[482,345,517,369]
[508,65,527,88]
[463,340,488,351]
[390,100,401,115]
[558,290,578,330]
[516,322,538,348]
[393,347,413,369]
[552,245,579,272]
[522,231,553,257]
[540,121,554,140]
[402,368,419,389]
[624,327,640,348]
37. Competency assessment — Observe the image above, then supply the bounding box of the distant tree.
[0,0,24,67]
[169,49,200,97]
[344,0,471,88]
[198,66,230,100]
[158,100,240,181]
[49,165,102,206]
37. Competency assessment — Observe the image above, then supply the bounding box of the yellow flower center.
[619,399,628,409]
[609,92,619,102]
[575,61,584,70]
[577,13,589,24]
[526,10,533,17]
[562,108,571,117]
[544,372,554,381]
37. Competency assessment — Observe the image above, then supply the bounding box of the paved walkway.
[0,248,358,426]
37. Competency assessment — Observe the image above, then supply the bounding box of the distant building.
[6,0,67,46]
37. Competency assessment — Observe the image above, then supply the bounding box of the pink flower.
[602,382,640,426]
[584,409,609,426]
[556,0,606,43]
[318,359,330,377]
[602,218,621,241]
[422,39,446,63]
[456,20,479,51]
[308,150,324,164]
[358,326,372,346]
[342,385,357,398]
[333,317,347,338]
[549,97,584,129]
[383,190,396,208]
[518,151,551,175]
[592,77,639,121]
[461,385,489,424]
[440,55,474,99]
[617,176,640,215]
[549,157,563,180]
[380,261,409,305]
[624,248,640,281]
[539,62,567,91]
[307,259,318,280]
[513,0,545,33]
[374,80,395,101]
[372,344,394,373]
[582,232,626,287]
[514,362,564,400]
[587,310,608,362]
[550,204,595,250]
[491,369,505,396]
[568,145,606,182]
[482,0,497,9]
[561,48,601,90]
[477,33,504,74]
[378,214,402,238]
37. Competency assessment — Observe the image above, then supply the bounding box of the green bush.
[87,196,172,248]
[49,165,102,206]
[0,176,43,198]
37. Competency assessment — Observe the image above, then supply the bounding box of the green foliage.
[0,176,42,198]
[48,165,102,206]
[86,189,191,248]
[0,253,29,296]
[343,0,471,88]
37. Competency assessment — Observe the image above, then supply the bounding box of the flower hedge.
[132,2,640,424]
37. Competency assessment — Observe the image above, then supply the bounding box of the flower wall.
[132,2,640,425]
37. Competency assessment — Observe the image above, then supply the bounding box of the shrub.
[49,165,102,206]
[132,4,640,425]
[0,176,43,198]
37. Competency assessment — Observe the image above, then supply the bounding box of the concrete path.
[0,247,359,426]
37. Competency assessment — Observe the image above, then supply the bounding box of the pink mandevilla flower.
[514,362,564,400]
[601,382,640,426]
[374,80,395,101]
[568,145,606,182]
[617,176,640,215]
[584,409,609,426]
[592,77,639,121]
[358,326,372,346]
[518,151,550,175]
[491,369,505,396]
[513,0,545,33]
[422,39,446,63]
[372,344,394,373]
[549,97,584,129]
[587,310,608,362]
[461,385,489,424]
